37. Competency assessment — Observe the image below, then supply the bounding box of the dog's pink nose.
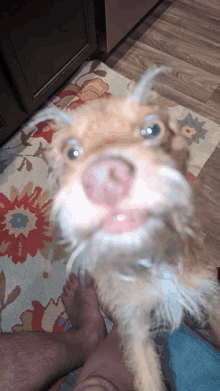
[81,157,135,207]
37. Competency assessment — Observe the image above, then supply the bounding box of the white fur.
[116,262,218,334]
[53,160,192,241]
[28,107,75,129]
[52,180,109,233]
[119,164,192,214]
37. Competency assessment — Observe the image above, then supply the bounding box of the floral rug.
[0,60,220,390]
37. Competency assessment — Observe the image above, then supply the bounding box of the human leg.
[0,273,107,391]
[74,324,135,391]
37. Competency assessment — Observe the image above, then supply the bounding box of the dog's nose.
[81,157,135,207]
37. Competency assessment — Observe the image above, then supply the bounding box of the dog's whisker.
[65,240,88,277]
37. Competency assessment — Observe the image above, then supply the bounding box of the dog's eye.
[65,139,82,160]
[140,115,165,142]
[67,147,80,160]
[141,123,161,138]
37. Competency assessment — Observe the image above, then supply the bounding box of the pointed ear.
[128,66,172,105]
[32,108,77,187]
[28,107,76,130]
[120,66,172,122]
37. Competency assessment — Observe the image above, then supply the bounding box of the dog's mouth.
[99,209,146,234]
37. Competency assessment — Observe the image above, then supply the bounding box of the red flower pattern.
[54,78,112,112]
[0,183,52,264]
[32,120,59,143]
[188,172,196,181]
[12,297,70,333]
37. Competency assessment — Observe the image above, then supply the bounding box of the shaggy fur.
[32,66,220,390]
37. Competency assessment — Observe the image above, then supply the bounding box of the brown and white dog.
[34,67,220,390]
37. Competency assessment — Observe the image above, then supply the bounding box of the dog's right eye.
[64,139,83,160]
[67,147,80,160]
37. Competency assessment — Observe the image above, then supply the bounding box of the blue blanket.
[165,324,220,390]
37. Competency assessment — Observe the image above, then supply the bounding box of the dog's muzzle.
[81,153,191,235]
[81,155,147,234]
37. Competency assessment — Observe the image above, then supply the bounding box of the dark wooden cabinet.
[0,0,97,145]
[100,0,159,52]
[0,63,27,138]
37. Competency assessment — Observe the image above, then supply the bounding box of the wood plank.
[199,183,220,242]
[150,0,220,47]
[138,26,220,77]
[207,85,220,112]
[105,41,220,124]
[106,38,220,102]
[203,235,220,265]
[198,147,220,193]
[104,0,220,123]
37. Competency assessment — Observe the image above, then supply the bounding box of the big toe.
[61,272,102,330]
[61,273,79,310]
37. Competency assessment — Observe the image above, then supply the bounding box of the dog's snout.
[81,157,135,207]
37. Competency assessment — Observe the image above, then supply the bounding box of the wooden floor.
[100,0,220,264]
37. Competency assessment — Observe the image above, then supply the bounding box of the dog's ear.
[119,66,172,122]
[44,108,76,165]
[28,107,75,130]
[128,66,172,105]
[32,108,76,186]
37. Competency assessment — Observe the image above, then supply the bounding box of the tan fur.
[45,68,220,391]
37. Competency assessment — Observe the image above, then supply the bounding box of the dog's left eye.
[140,115,165,141]
[141,123,161,138]
[65,139,82,160]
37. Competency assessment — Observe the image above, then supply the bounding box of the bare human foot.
[61,272,107,359]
